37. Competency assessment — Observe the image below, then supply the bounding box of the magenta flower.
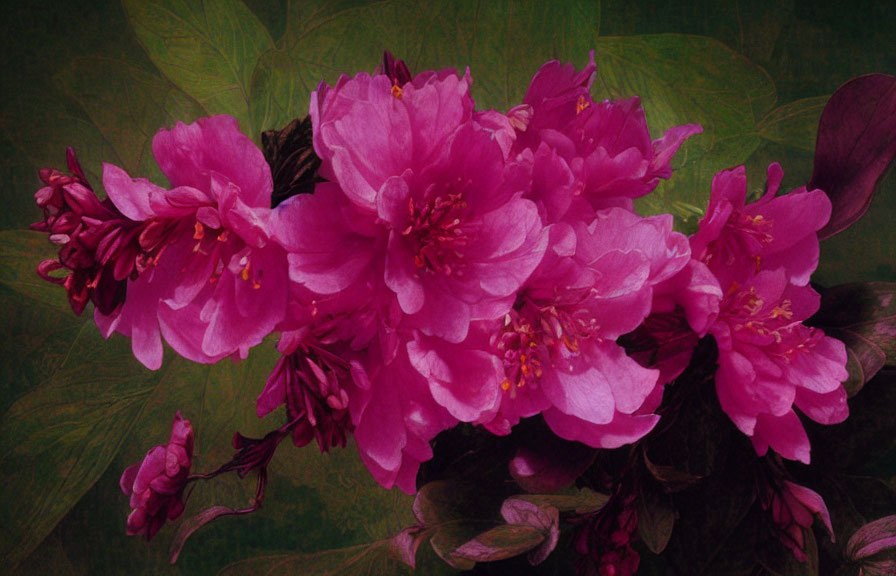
[290,69,547,343]
[256,318,357,452]
[513,53,701,214]
[712,271,848,462]
[94,115,289,369]
[763,479,835,562]
[690,163,832,289]
[348,342,458,493]
[483,209,691,448]
[694,164,849,463]
[622,260,723,393]
[120,412,193,540]
[32,149,142,316]
[310,67,474,212]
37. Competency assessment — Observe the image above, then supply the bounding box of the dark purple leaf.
[810,282,896,396]
[501,498,560,564]
[847,515,896,560]
[388,526,426,568]
[810,74,896,239]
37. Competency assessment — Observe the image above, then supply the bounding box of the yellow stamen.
[576,95,590,115]
[391,84,403,99]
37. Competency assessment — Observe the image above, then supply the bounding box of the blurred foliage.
[0,0,893,574]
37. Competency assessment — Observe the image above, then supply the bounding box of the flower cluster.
[34,51,855,566]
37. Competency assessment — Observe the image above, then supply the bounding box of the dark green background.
[1,1,893,574]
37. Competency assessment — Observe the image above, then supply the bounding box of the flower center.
[725,284,796,343]
[403,192,469,276]
[496,302,600,395]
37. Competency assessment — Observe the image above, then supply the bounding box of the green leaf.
[637,489,676,555]
[55,57,207,182]
[757,96,828,152]
[0,325,165,568]
[757,525,819,576]
[216,542,410,576]
[453,523,546,563]
[513,488,610,515]
[122,0,275,137]
[0,230,69,311]
[590,35,776,223]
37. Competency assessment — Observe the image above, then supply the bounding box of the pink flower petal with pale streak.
[794,386,849,425]
[543,408,660,449]
[102,163,158,221]
[751,411,812,464]
[783,481,834,538]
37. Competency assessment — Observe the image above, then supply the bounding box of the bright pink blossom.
[348,342,458,493]
[94,115,289,369]
[310,67,474,212]
[691,163,832,289]
[695,164,849,463]
[120,412,193,540]
[484,209,691,448]
[292,70,548,343]
[257,325,355,452]
[711,271,848,462]
[513,53,701,214]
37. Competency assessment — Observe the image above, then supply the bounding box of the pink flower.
[120,412,193,540]
[690,163,832,289]
[694,164,849,463]
[711,271,848,462]
[348,342,458,493]
[763,479,835,562]
[257,329,355,452]
[289,70,547,343]
[94,115,289,369]
[513,53,701,214]
[310,67,474,212]
[484,209,691,448]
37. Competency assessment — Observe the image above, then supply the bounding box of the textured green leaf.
[0,325,166,568]
[513,488,609,515]
[453,523,546,563]
[55,57,207,182]
[757,95,828,152]
[590,35,776,223]
[757,525,818,576]
[216,542,410,576]
[0,230,69,310]
[122,0,274,136]
[637,489,675,555]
